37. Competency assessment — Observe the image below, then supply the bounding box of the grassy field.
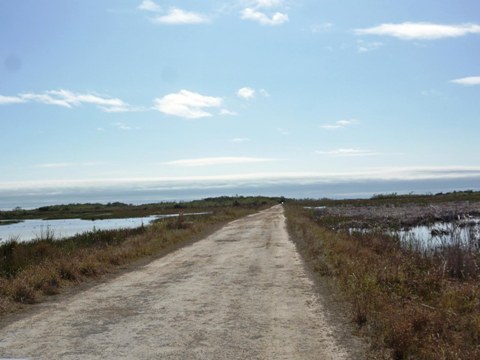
[0,196,278,318]
[285,192,480,359]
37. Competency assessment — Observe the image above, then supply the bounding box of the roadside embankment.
[0,201,272,318]
[285,203,480,360]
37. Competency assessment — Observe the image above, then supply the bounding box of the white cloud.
[231,138,251,143]
[48,89,131,111]
[0,95,27,105]
[0,89,135,112]
[138,0,161,12]
[337,119,356,126]
[252,0,283,8]
[112,122,133,131]
[320,119,357,130]
[5,166,480,192]
[163,157,274,167]
[220,109,238,116]
[277,128,289,135]
[241,8,288,26]
[153,90,222,119]
[152,8,210,25]
[357,40,383,53]
[237,87,256,100]
[320,124,344,130]
[20,92,72,108]
[355,22,480,40]
[316,148,377,157]
[450,76,480,86]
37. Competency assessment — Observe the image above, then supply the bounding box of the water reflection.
[0,212,210,243]
[347,219,480,252]
[395,220,480,251]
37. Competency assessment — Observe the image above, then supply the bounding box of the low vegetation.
[0,195,278,221]
[0,196,277,318]
[286,193,480,360]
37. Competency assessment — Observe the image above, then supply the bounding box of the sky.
[1,0,480,201]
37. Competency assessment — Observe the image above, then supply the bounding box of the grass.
[285,203,480,360]
[0,197,276,318]
[0,220,21,226]
[0,195,278,221]
[294,189,480,208]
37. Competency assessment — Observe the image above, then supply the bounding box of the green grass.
[285,203,480,360]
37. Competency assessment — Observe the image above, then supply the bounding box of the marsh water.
[349,219,480,251]
[0,212,210,243]
[395,219,480,250]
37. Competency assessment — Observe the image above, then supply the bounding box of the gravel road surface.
[0,205,365,359]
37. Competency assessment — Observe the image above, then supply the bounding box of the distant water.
[0,212,210,243]
[0,216,158,243]
[396,220,480,250]
[1,178,479,210]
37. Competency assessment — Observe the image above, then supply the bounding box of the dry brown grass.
[285,204,480,360]
[0,205,266,318]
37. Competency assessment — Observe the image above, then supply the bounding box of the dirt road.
[0,205,365,359]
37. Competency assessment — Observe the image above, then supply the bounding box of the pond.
[0,212,211,243]
[347,218,480,251]
[395,219,480,251]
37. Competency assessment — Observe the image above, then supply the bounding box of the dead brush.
[10,277,37,304]
[166,213,192,230]
[285,204,480,360]
[57,261,80,281]
[0,203,266,318]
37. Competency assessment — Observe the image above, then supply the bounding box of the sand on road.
[0,205,365,359]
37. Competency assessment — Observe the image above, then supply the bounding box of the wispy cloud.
[450,76,480,86]
[220,109,238,116]
[163,157,274,167]
[259,89,270,97]
[111,122,134,131]
[277,128,289,135]
[5,166,480,192]
[0,89,136,112]
[152,8,210,25]
[137,0,161,12]
[33,162,105,169]
[316,148,377,157]
[357,40,383,53]
[251,0,284,8]
[236,87,269,99]
[241,8,288,26]
[231,138,251,143]
[355,22,480,40]
[237,87,256,100]
[34,163,74,169]
[240,1,288,26]
[320,119,357,130]
[0,95,27,105]
[153,90,222,119]
[311,23,334,33]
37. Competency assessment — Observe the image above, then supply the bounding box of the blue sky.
[1,0,480,196]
